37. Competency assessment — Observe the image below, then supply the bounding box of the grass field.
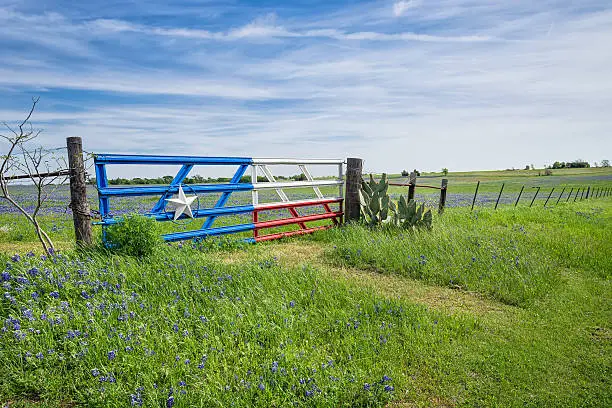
[0,168,611,407]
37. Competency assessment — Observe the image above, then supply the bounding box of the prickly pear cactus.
[359,174,391,226]
[359,173,432,229]
[394,195,432,230]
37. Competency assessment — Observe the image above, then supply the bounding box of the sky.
[1,0,611,178]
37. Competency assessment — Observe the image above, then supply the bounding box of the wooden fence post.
[580,187,585,200]
[494,183,504,210]
[575,188,580,201]
[408,172,416,201]
[515,185,524,207]
[67,137,93,247]
[438,179,448,214]
[471,181,480,211]
[566,187,573,202]
[345,157,363,223]
[585,186,590,199]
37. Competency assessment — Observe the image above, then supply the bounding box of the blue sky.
[1,0,611,177]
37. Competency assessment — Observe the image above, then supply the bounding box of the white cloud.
[393,1,415,17]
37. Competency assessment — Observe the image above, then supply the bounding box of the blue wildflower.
[92,368,100,377]
[271,361,278,373]
[258,383,265,391]
[289,300,295,308]
[363,383,371,391]
[166,395,174,407]
[382,375,392,382]
[1,271,11,281]
[108,350,116,360]
[49,291,59,299]
[11,254,20,262]
[384,385,394,392]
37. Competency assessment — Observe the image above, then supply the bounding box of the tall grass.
[314,202,611,306]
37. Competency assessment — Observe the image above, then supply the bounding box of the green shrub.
[105,214,162,257]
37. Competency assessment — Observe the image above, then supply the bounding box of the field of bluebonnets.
[1,167,611,407]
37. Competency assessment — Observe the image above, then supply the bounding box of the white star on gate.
[165,185,197,220]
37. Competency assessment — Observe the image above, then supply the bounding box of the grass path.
[235,241,514,319]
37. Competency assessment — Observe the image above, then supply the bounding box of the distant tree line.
[87,173,308,185]
[548,159,591,169]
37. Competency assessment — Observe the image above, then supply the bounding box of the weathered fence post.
[345,157,363,223]
[471,181,480,211]
[408,171,417,201]
[67,137,93,247]
[515,185,524,207]
[580,187,585,200]
[438,179,448,214]
[585,186,590,199]
[544,188,555,207]
[530,187,540,207]
[575,188,580,201]
[556,187,566,205]
[566,187,573,202]
[494,183,504,210]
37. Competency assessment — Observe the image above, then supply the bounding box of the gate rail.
[93,154,344,243]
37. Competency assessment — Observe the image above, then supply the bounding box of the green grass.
[1,173,611,407]
[386,166,612,195]
[313,202,611,306]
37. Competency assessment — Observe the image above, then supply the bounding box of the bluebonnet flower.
[179,381,186,387]
[31,292,39,300]
[382,375,392,382]
[271,361,278,373]
[36,352,43,359]
[22,309,34,320]
[92,368,100,377]
[49,291,59,299]
[184,359,190,365]
[363,383,371,391]
[384,385,394,392]
[11,254,20,262]
[305,390,314,397]
[1,271,11,281]
[172,323,179,333]
[28,267,39,277]
[258,383,265,391]
[108,350,116,360]
[130,392,143,406]
[289,300,295,308]
[16,276,29,285]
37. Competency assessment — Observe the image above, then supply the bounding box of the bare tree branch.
[0,97,66,253]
